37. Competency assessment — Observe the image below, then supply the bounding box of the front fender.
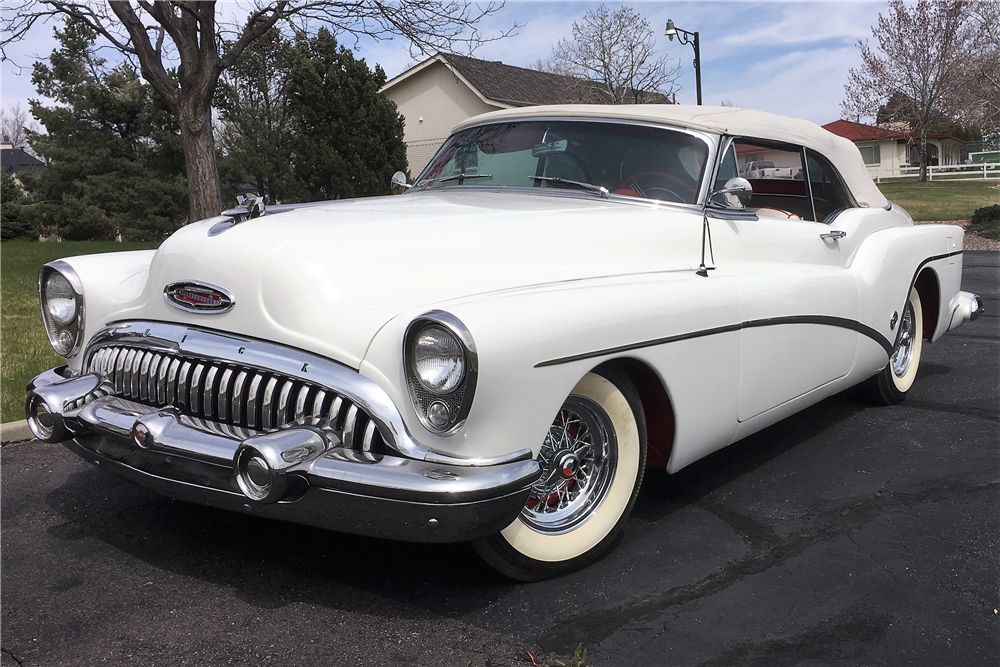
[362,271,743,470]
[44,250,157,372]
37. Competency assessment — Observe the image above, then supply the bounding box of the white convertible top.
[455,105,888,209]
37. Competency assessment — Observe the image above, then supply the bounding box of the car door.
[716,138,860,422]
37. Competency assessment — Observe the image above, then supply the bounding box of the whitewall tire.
[866,287,924,405]
[474,366,647,581]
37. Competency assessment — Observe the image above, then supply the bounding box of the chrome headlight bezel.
[38,261,85,358]
[403,311,478,435]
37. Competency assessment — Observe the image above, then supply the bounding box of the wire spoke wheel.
[521,395,618,534]
[472,368,647,581]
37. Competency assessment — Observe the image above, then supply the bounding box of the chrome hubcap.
[521,395,617,534]
[891,301,916,377]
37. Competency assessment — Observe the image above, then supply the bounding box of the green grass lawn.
[877,179,1000,221]
[1,241,159,423]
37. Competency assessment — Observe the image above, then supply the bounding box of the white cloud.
[711,46,861,123]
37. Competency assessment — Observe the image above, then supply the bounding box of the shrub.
[1,171,37,241]
[968,204,1000,239]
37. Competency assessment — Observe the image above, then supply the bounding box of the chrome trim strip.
[277,381,293,426]
[294,385,310,421]
[362,420,376,452]
[177,360,192,409]
[261,376,278,430]
[138,353,152,401]
[328,396,344,433]
[342,404,359,449]
[190,363,205,416]
[312,390,327,417]
[232,370,248,425]
[203,365,218,417]
[166,358,180,405]
[84,322,532,467]
[217,368,233,422]
[534,315,897,368]
[247,373,263,428]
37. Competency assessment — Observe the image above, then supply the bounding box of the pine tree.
[1,171,35,241]
[19,19,188,241]
[284,29,408,201]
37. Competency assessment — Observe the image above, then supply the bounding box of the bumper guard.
[26,367,540,543]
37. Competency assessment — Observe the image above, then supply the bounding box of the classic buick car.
[26,105,984,581]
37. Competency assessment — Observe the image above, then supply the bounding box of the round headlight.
[39,264,84,358]
[412,325,465,394]
[44,272,78,325]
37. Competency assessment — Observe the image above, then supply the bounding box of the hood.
[124,191,702,367]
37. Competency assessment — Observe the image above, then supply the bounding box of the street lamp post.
[665,19,702,106]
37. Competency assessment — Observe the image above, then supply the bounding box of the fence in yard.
[872,162,999,182]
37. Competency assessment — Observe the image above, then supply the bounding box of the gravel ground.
[914,219,1000,251]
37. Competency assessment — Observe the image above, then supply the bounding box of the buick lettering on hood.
[26,106,984,580]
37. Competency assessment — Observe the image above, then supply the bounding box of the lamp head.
[665,19,677,41]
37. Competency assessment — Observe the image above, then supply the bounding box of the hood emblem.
[164,281,234,314]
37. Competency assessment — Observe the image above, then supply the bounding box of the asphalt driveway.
[3,252,997,667]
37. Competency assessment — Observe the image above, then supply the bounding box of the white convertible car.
[26,105,983,580]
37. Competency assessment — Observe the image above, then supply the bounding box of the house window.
[858,144,880,165]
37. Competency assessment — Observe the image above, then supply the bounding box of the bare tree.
[842,0,971,182]
[1,101,39,151]
[547,5,679,104]
[2,1,514,220]
[956,1,1000,141]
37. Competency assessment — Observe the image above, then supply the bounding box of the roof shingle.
[438,53,671,106]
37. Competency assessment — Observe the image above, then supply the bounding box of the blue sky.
[1,1,887,126]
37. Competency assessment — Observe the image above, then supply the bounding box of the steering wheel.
[614,171,696,203]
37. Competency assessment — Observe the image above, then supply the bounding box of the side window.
[806,149,853,222]
[731,140,811,220]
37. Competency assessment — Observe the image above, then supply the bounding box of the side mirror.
[710,177,753,208]
[390,171,411,195]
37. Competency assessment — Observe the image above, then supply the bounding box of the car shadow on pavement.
[40,387,874,623]
[634,390,870,524]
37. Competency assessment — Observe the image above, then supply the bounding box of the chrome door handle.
[820,230,847,240]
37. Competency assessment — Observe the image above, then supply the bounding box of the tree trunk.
[179,104,224,222]
[918,130,928,182]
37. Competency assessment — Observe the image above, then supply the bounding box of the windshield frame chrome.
[409,116,720,208]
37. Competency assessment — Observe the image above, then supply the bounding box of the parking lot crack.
[695,501,782,549]
[537,479,997,654]
[2,646,25,666]
[903,400,1000,423]
[693,608,890,667]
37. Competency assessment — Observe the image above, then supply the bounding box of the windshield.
[413,120,711,204]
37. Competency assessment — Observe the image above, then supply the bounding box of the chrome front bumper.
[26,367,540,543]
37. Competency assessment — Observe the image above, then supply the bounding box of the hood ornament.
[164,281,235,314]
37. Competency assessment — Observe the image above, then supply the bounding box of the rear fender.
[850,224,964,373]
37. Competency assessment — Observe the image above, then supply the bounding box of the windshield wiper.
[529,175,609,198]
[437,173,494,185]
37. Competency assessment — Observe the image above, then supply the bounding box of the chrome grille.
[87,345,385,454]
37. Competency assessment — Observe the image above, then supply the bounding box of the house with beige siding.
[379,53,670,175]
[822,119,966,179]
